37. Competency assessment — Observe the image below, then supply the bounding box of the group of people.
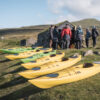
[49,24,99,49]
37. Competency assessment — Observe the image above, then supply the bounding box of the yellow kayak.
[18,55,81,79]
[29,63,100,89]
[5,48,52,60]
[21,52,65,69]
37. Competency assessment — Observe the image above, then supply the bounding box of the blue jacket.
[86,31,91,39]
[76,27,83,40]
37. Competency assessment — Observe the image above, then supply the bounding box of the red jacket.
[61,28,72,39]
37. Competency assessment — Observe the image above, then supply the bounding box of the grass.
[0,39,100,100]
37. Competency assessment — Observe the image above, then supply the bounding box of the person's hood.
[78,27,82,30]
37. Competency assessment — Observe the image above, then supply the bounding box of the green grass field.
[0,37,100,100]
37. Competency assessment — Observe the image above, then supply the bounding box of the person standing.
[49,25,54,48]
[61,24,72,49]
[85,28,91,48]
[60,27,65,49]
[52,26,59,49]
[70,26,76,48]
[58,29,62,48]
[91,26,99,48]
[76,25,83,49]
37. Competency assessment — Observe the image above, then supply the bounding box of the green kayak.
[21,50,56,63]
[0,47,41,54]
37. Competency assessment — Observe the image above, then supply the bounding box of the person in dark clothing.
[49,25,54,48]
[70,26,76,48]
[91,26,99,48]
[58,29,62,48]
[61,25,72,49]
[52,26,59,49]
[85,28,91,48]
[76,25,83,49]
[60,27,65,49]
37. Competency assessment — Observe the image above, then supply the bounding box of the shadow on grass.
[96,47,100,49]
[8,62,22,68]
[0,53,5,55]
[0,59,11,63]
[0,84,44,100]
[8,67,26,74]
[0,77,27,90]
[0,67,26,77]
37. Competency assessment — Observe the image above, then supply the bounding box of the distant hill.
[0,25,50,36]
[72,18,100,28]
[21,25,50,29]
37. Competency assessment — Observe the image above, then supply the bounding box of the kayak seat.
[32,67,41,70]
[36,50,40,52]
[62,58,69,61]
[46,73,59,78]
[28,56,33,58]
[83,63,93,68]
[30,61,36,63]
[50,54,56,57]
[44,52,49,54]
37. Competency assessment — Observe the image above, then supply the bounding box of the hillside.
[0,25,50,42]
[0,25,50,36]
[0,25,50,47]
[72,18,100,28]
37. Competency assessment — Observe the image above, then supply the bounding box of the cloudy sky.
[0,0,100,28]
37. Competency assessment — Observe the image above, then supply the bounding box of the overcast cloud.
[47,0,100,23]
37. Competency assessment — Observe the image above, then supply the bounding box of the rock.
[93,51,100,55]
[84,50,94,56]
[26,37,37,46]
[70,53,80,58]
[74,53,80,56]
